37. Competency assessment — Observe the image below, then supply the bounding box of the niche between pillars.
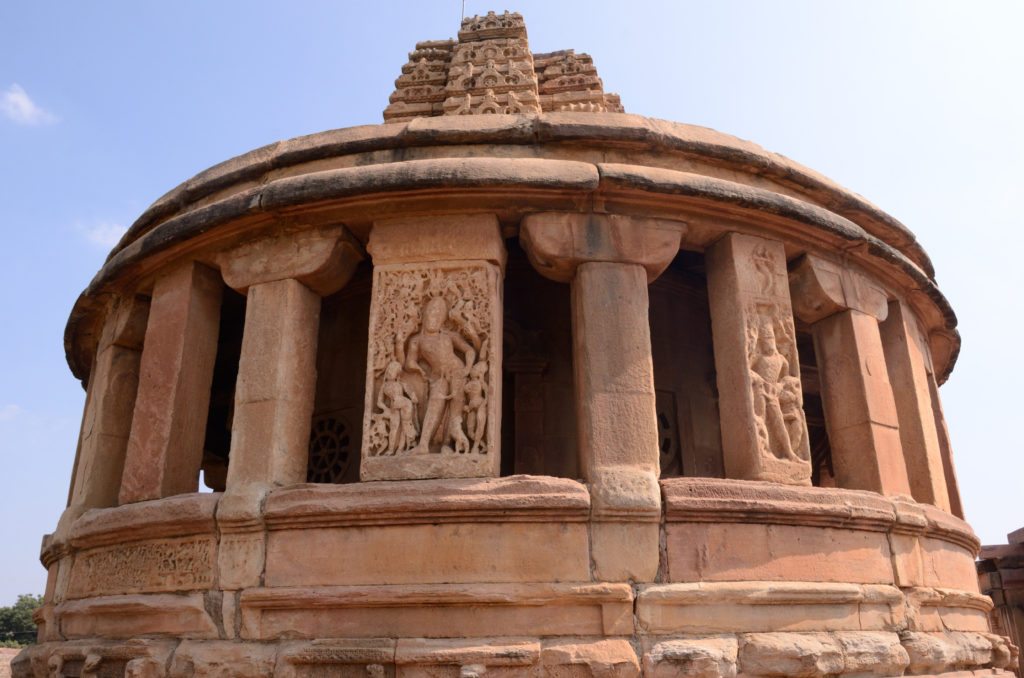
[200,284,246,492]
[501,239,578,479]
[308,261,372,483]
[650,251,725,479]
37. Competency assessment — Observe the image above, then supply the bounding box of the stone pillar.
[880,300,951,511]
[217,225,363,589]
[119,262,223,504]
[360,214,506,482]
[789,254,912,496]
[62,295,149,524]
[928,371,965,518]
[521,212,682,581]
[705,233,812,485]
[220,226,363,493]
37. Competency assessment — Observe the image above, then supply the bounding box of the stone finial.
[384,11,623,122]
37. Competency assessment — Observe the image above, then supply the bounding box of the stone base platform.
[12,633,1018,677]
[15,477,1019,676]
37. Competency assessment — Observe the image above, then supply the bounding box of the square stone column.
[56,295,149,536]
[790,254,912,497]
[522,212,683,582]
[880,300,951,511]
[70,296,150,505]
[220,226,363,493]
[705,233,812,485]
[361,215,505,481]
[217,225,363,589]
[119,262,223,504]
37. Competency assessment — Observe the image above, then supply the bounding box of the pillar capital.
[368,214,506,269]
[219,225,364,296]
[789,254,889,324]
[520,213,683,283]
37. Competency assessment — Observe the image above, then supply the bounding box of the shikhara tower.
[16,10,1017,678]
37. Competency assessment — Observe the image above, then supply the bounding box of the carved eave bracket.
[789,254,889,324]
[219,225,366,296]
[520,213,684,283]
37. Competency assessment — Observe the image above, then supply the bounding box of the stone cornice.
[64,144,958,391]
[661,477,980,554]
[263,475,591,530]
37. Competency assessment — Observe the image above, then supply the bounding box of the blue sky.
[1,1,1021,604]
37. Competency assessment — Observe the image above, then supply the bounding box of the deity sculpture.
[464,359,489,453]
[749,321,804,462]
[376,360,419,455]
[404,295,477,455]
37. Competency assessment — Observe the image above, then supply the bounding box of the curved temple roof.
[65,12,959,387]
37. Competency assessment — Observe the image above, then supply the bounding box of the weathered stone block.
[643,637,738,678]
[737,633,843,677]
[666,522,894,584]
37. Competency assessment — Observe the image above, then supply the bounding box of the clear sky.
[1,1,1021,604]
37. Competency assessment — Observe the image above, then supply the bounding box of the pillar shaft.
[572,261,660,478]
[59,296,150,530]
[813,308,912,496]
[226,278,321,489]
[521,212,683,582]
[928,373,965,518]
[879,300,951,510]
[216,225,363,591]
[119,263,223,504]
[705,233,812,485]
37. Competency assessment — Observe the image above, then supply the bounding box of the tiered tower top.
[384,10,623,122]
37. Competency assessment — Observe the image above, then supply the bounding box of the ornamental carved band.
[361,261,502,481]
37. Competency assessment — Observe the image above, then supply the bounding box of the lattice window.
[307,414,353,483]
[656,389,683,477]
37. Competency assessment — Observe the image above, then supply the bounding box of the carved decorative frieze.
[66,536,214,598]
[361,262,501,481]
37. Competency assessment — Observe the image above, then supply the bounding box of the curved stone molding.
[637,582,905,634]
[263,475,590,528]
[238,583,635,640]
[61,116,962,385]
[661,477,979,551]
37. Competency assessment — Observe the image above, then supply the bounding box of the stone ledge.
[637,582,904,634]
[264,475,590,529]
[662,477,895,531]
[67,492,220,550]
[239,583,634,640]
[661,477,979,553]
[905,587,996,633]
[55,593,220,640]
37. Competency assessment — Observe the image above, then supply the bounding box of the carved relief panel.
[706,233,812,485]
[361,262,502,481]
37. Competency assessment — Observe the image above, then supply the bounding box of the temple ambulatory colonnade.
[17,10,1013,678]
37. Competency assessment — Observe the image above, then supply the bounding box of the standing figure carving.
[377,360,419,455]
[364,263,499,478]
[405,294,477,454]
[748,318,809,463]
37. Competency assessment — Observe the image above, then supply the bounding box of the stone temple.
[14,10,1019,678]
